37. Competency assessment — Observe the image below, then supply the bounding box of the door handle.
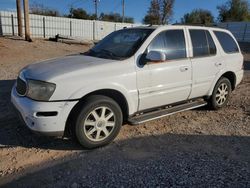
[215,62,222,67]
[180,66,189,72]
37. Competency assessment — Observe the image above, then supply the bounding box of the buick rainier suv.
[12,25,244,148]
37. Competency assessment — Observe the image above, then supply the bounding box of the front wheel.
[208,77,232,110]
[75,95,123,149]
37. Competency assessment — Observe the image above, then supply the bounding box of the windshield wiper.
[84,49,122,60]
[98,49,122,60]
[99,49,116,57]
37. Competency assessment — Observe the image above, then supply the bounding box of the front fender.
[69,82,138,115]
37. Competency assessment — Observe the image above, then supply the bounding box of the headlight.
[26,80,56,101]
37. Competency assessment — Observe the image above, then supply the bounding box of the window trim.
[205,30,217,56]
[213,30,240,55]
[146,29,188,62]
[189,29,217,59]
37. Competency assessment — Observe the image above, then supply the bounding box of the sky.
[0,0,229,23]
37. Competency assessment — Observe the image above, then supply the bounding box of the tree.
[67,8,134,23]
[181,9,214,25]
[143,0,161,25]
[217,0,250,22]
[30,2,60,17]
[143,0,175,25]
[160,0,175,24]
[99,12,134,23]
[68,7,92,19]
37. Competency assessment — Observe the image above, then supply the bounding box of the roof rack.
[172,23,218,27]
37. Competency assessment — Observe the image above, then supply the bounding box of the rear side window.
[148,30,186,60]
[189,29,217,57]
[214,31,239,53]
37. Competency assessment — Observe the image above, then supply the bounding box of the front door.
[136,29,192,111]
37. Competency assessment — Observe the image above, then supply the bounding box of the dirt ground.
[0,37,249,187]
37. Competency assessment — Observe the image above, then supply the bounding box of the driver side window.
[148,30,187,60]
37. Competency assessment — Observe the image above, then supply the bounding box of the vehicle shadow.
[2,133,250,187]
[0,80,82,151]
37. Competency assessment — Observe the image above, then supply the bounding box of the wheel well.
[221,72,236,90]
[64,89,129,137]
[84,89,129,119]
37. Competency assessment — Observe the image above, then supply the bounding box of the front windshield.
[85,28,154,60]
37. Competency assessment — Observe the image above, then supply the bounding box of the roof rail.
[172,23,218,27]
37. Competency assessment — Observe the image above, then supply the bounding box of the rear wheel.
[75,95,122,149]
[208,77,232,110]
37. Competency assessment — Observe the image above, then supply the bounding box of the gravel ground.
[0,38,249,187]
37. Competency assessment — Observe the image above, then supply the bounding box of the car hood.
[23,54,116,81]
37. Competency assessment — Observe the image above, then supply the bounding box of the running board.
[128,100,207,125]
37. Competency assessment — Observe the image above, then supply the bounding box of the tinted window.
[214,31,239,53]
[148,30,186,60]
[190,29,216,57]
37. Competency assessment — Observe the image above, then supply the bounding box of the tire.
[208,77,232,110]
[74,95,122,149]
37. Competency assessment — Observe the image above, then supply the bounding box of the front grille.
[16,77,27,96]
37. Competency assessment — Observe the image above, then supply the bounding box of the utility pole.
[122,0,125,22]
[94,0,98,20]
[16,0,23,37]
[23,0,32,41]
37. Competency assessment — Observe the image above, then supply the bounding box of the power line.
[94,0,97,19]
[122,0,125,22]
[68,0,89,10]
[112,0,121,14]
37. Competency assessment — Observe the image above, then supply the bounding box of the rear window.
[214,31,239,53]
[189,29,217,58]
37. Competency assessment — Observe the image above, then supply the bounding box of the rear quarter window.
[214,31,239,54]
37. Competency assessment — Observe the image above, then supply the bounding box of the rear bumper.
[235,69,244,87]
[11,87,78,136]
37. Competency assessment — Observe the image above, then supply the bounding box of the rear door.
[188,29,225,98]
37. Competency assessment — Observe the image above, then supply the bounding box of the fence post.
[242,23,247,42]
[43,17,46,38]
[11,14,14,36]
[114,23,116,31]
[23,0,32,41]
[16,0,23,37]
[93,21,95,41]
[70,21,72,37]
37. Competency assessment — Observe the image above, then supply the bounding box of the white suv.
[11,25,244,148]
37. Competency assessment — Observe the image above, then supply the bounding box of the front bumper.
[11,87,78,136]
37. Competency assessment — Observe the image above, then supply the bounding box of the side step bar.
[128,100,207,125]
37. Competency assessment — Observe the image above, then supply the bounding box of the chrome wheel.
[215,83,229,105]
[83,107,116,142]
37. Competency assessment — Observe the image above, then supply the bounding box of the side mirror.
[146,51,166,62]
